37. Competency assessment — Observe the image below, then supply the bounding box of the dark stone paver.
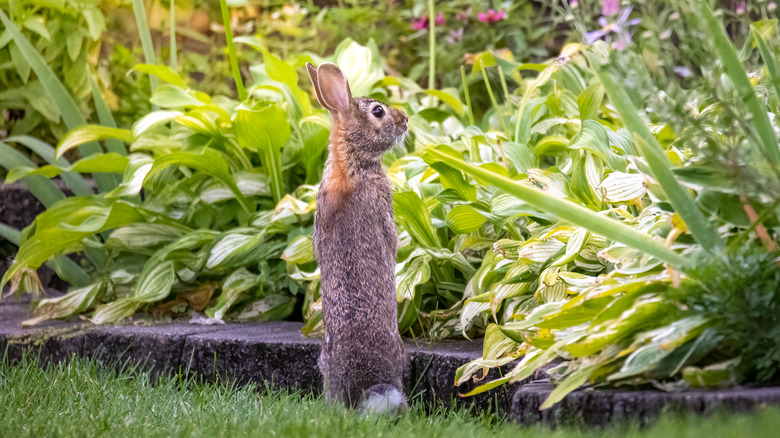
[83,323,234,377]
[181,322,323,392]
[511,381,780,427]
[407,339,521,415]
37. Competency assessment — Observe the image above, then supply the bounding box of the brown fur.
[306,62,409,410]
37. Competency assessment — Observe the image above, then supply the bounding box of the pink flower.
[411,15,428,31]
[601,0,620,16]
[412,12,445,31]
[570,0,579,8]
[478,9,506,24]
[736,1,746,14]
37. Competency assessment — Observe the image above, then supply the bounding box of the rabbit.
[305,62,408,415]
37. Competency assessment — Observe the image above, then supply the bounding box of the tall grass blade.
[4,136,92,196]
[169,0,177,70]
[132,0,159,95]
[0,9,115,193]
[0,222,21,246]
[0,142,65,207]
[697,0,780,168]
[219,0,247,101]
[594,66,723,252]
[752,28,780,112]
[424,147,691,267]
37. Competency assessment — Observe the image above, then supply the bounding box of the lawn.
[1,356,778,438]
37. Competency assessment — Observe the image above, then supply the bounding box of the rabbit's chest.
[314,186,396,261]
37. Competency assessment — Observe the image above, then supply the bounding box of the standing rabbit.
[305,62,408,415]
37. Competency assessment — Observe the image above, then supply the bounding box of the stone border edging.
[3,301,780,426]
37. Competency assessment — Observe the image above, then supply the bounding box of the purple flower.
[478,9,506,24]
[570,0,579,8]
[584,7,642,50]
[601,0,620,16]
[434,12,446,26]
[446,28,464,44]
[673,66,693,78]
[736,1,746,14]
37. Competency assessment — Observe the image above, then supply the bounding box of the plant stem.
[220,0,247,101]
[428,0,436,106]
[131,0,158,97]
[461,66,475,125]
[480,61,510,135]
[170,0,177,70]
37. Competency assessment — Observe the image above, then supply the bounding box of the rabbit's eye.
[371,105,385,118]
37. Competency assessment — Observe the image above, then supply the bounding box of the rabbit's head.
[306,62,407,163]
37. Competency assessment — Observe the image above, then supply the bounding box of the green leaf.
[234,105,291,203]
[150,84,207,108]
[6,153,129,184]
[446,205,487,234]
[431,162,476,201]
[569,120,626,172]
[425,89,465,117]
[147,150,250,212]
[92,299,141,324]
[578,82,605,121]
[207,268,258,320]
[599,171,647,204]
[133,260,176,302]
[134,64,186,88]
[423,146,690,267]
[0,141,66,208]
[56,126,133,159]
[23,17,51,40]
[393,191,441,248]
[5,135,93,196]
[396,250,432,301]
[22,281,107,327]
[81,7,106,40]
[282,235,314,265]
[540,364,599,409]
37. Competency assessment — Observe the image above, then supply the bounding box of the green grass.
[1,355,779,438]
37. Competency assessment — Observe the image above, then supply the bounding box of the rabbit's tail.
[359,384,407,416]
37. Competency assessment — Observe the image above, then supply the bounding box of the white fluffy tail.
[359,384,407,416]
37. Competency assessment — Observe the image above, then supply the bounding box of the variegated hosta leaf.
[23,281,107,326]
[199,172,270,204]
[608,315,711,381]
[599,171,647,204]
[460,292,490,333]
[395,252,432,302]
[105,223,186,251]
[134,260,176,303]
[206,268,259,321]
[599,244,663,274]
[106,153,154,198]
[282,235,314,265]
[552,227,590,266]
[483,323,520,360]
[131,110,183,139]
[526,168,567,198]
[91,298,142,325]
[236,294,296,322]
[206,229,265,269]
[517,238,565,263]
[445,205,487,234]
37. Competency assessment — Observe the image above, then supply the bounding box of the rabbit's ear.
[305,63,332,112]
[311,63,352,114]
